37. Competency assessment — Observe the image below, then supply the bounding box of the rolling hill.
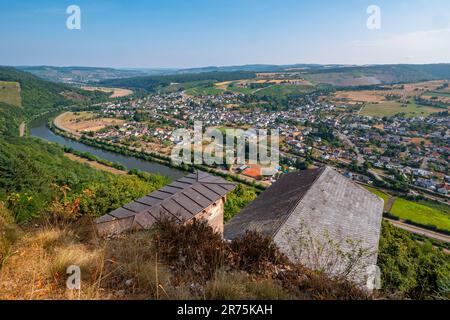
[98,71,257,91]
[95,64,450,92]
[17,66,149,84]
[0,67,108,120]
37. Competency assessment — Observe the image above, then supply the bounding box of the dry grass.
[0,217,171,300]
[0,215,373,300]
[204,270,292,300]
[0,81,22,107]
[155,219,372,300]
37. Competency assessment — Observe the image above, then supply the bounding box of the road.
[385,218,450,244]
[335,130,364,165]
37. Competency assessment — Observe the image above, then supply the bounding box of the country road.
[385,218,450,244]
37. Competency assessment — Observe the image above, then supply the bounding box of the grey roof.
[224,167,384,242]
[224,167,325,239]
[97,171,236,232]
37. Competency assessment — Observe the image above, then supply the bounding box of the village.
[57,87,449,201]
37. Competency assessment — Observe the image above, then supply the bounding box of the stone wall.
[96,196,226,237]
[195,196,226,236]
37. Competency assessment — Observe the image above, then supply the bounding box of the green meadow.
[361,100,444,117]
[390,198,450,232]
[364,186,450,233]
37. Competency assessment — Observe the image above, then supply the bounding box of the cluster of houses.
[92,90,448,198]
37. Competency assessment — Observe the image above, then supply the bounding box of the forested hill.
[0,67,108,135]
[307,64,450,84]
[96,64,450,91]
[0,67,169,223]
[0,67,107,119]
[97,71,257,91]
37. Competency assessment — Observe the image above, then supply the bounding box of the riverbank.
[49,115,268,190]
[54,111,125,138]
[29,113,185,180]
[64,153,128,175]
[19,122,25,137]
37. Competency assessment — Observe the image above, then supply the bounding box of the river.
[29,114,185,180]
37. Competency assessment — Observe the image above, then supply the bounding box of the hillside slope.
[98,71,257,91]
[0,67,107,118]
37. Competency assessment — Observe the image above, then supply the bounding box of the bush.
[230,231,288,273]
[155,219,229,285]
[155,219,371,300]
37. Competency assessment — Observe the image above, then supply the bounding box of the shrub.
[155,219,370,300]
[155,218,229,285]
[230,231,289,273]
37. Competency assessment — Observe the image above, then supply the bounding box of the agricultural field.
[185,85,224,96]
[422,91,450,106]
[360,100,444,117]
[254,84,316,97]
[365,186,450,233]
[81,86,133,98]
[390,198,450,232]
[305,72,382,87]
[54,111,124,137]
[214,78,315,96]
[0,81,22,107]
[161,80,212,93]
[333,80,449,117]
[424,91,450,98]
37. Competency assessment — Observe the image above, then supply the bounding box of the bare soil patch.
[54,112,124,137]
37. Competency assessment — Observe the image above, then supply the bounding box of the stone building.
[224,166,384,285]
[96,171,236,236]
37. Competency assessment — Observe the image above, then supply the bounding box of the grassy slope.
[254,84,316,97]
[0,81,22,107]
[185,86,224,96]
[424,91,450,98]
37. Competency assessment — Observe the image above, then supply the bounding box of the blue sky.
[0,0,449,68]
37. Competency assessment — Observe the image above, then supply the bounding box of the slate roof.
[96,171,236,233]
[224,167,384,242]
[224,167,325,239]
